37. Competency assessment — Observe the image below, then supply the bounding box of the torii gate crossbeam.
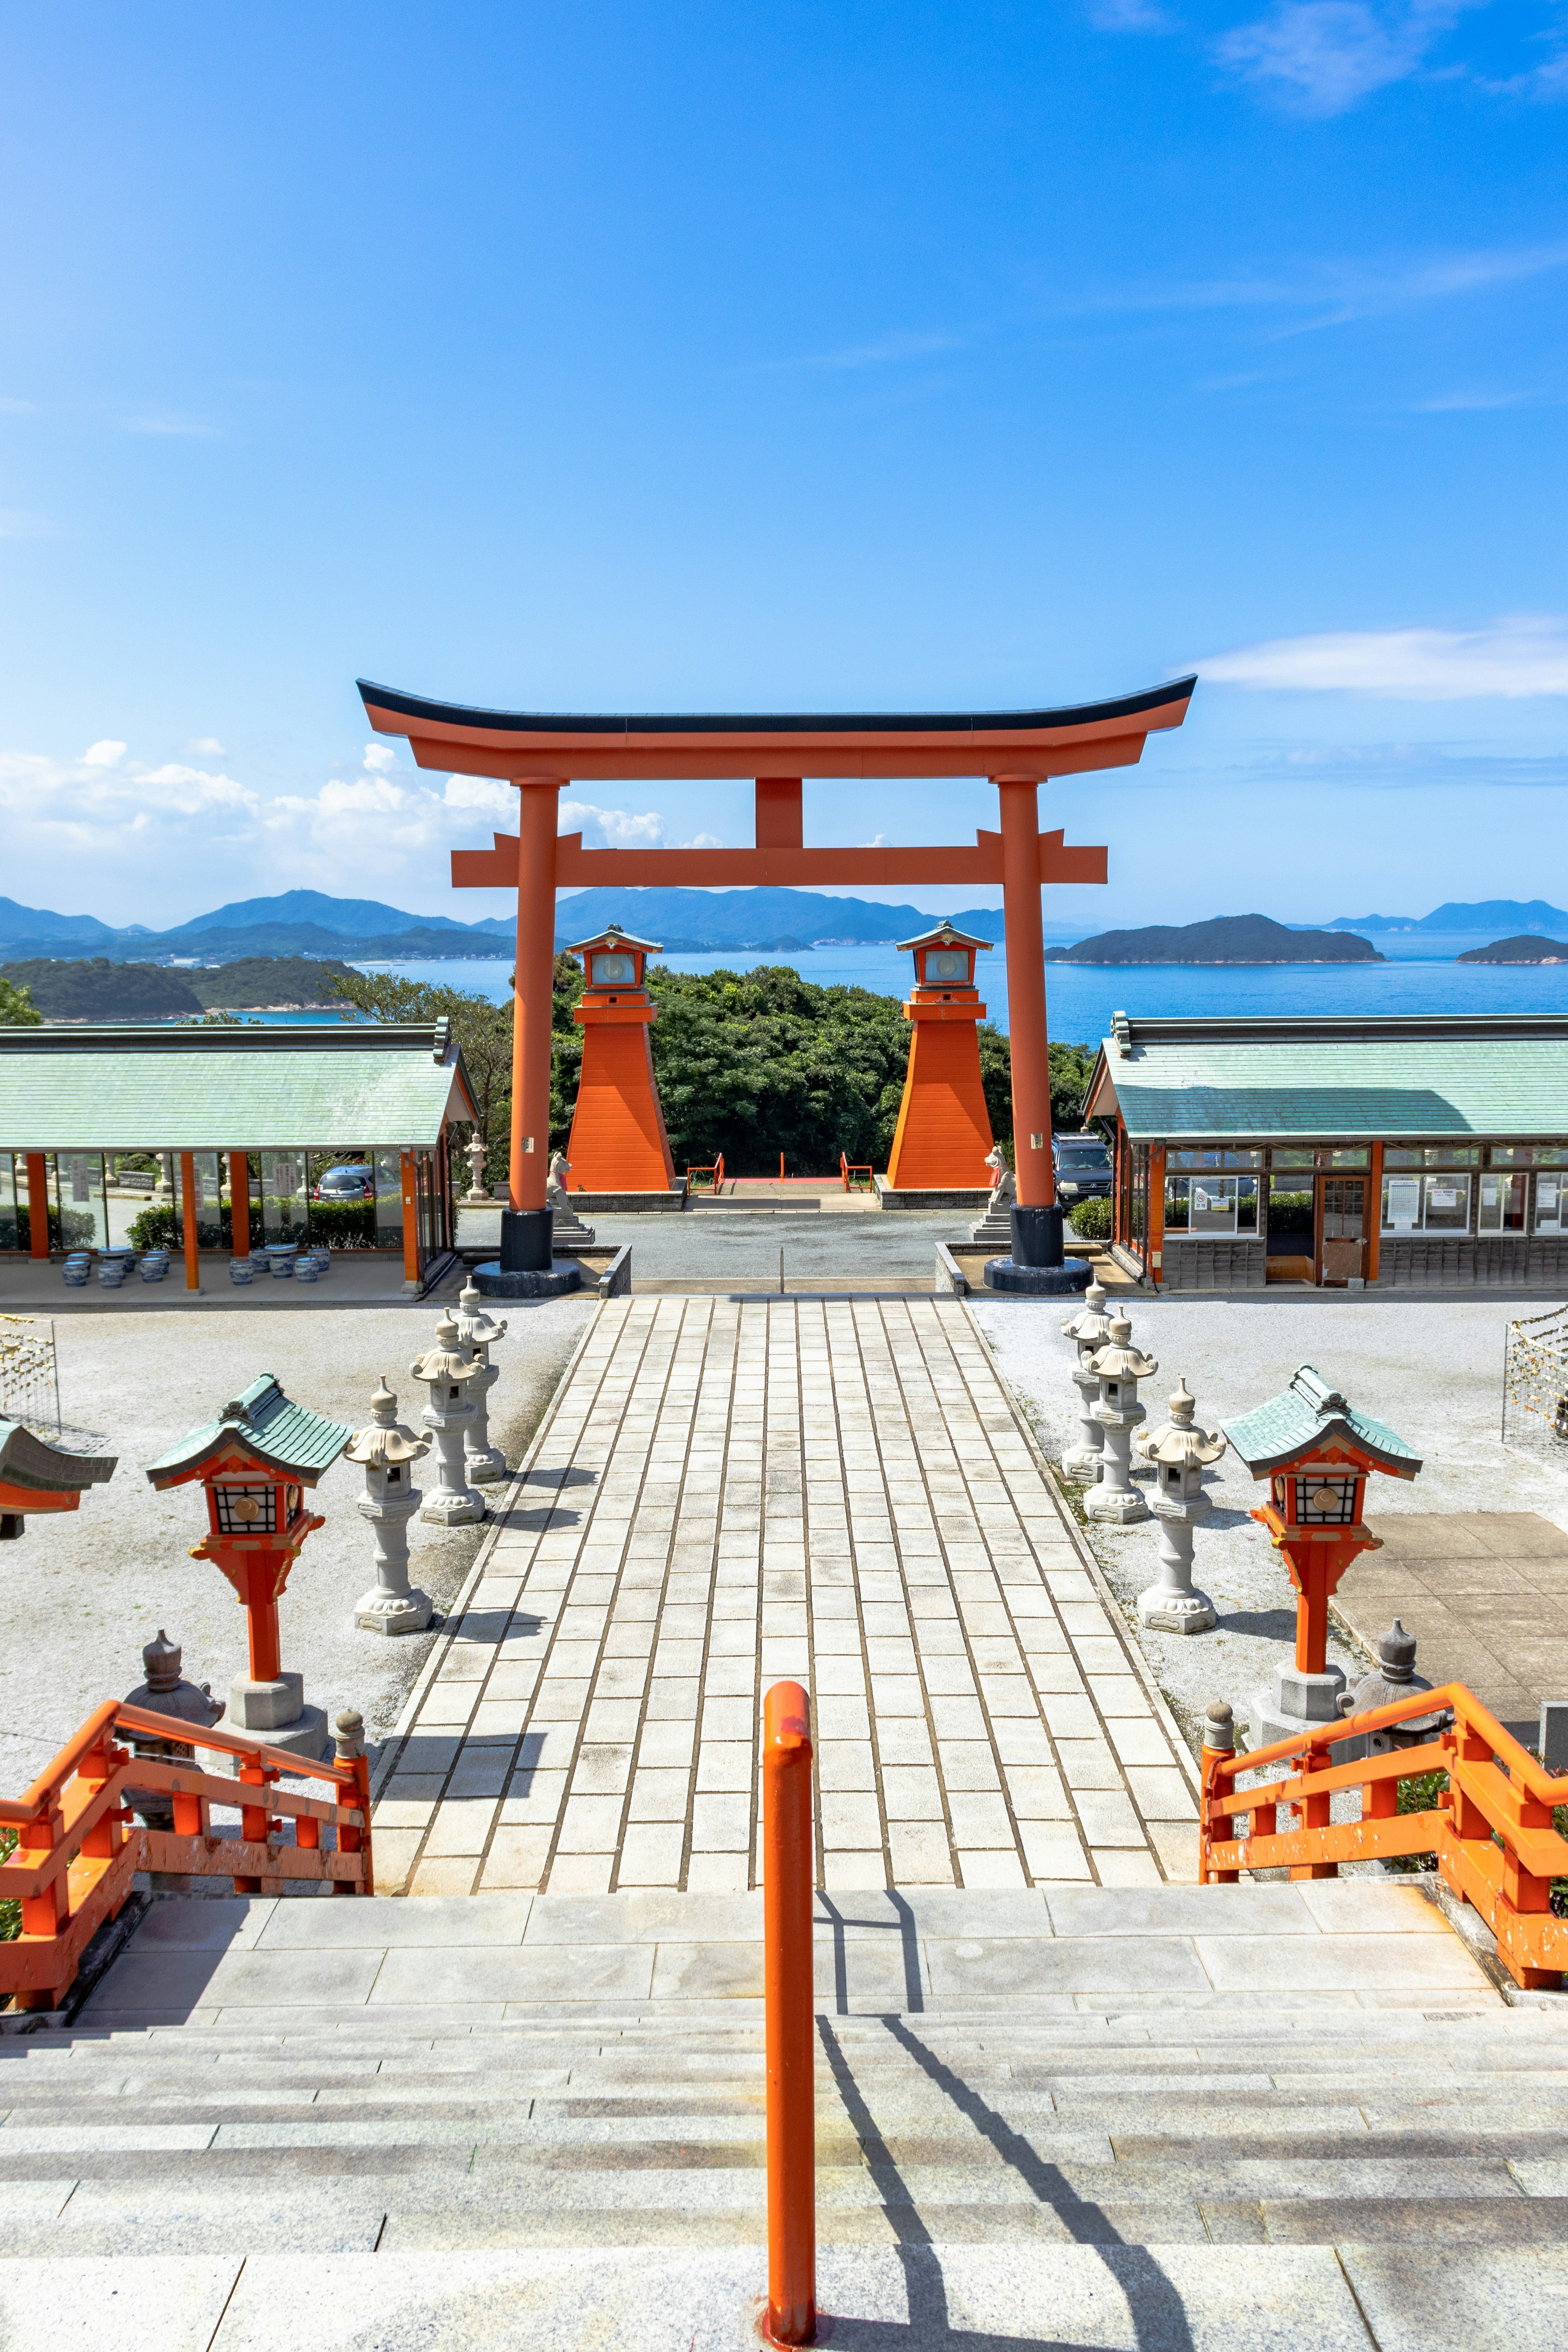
[360,675,1196,1288]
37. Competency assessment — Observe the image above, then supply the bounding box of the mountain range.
[2,889,1564,964]
[1046,915,1380,966]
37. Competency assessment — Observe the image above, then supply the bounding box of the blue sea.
[333,935,1568,1042]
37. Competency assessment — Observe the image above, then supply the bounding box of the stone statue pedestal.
[219,1671,330,1762]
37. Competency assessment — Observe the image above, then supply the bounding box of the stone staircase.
[0,1881,1564,2346]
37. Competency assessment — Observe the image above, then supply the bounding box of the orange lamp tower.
[884,921,996,1190]
[565,926,677,1194]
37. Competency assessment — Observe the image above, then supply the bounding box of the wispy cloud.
[1409,386,1535,410]
[122,412,220,437]
[753,328,967,375]
[1216,1,1482,116]
[1198,615,1568,698]
[1086,0,1176,28]
[558,797,666,847]
[187,736,226,757]
[1078,236,1568,335]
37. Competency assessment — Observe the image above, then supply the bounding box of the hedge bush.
[1067,1196,1114,1241]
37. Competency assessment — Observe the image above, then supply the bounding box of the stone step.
[0,2240,1546,2349]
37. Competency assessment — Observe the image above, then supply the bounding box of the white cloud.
[557,798,666,846]
[1216,1,1479,116]
[362,743,398,772]
[1198,615,1568,698]
[755,329,965,374]
[187,736,226,756]
[81,740,127,767]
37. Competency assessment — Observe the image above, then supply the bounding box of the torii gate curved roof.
[358,675,1196,781]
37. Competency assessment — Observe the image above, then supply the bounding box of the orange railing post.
[762,1679,815,2346]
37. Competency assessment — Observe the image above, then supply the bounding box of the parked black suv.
[1051,1131,1113,1202]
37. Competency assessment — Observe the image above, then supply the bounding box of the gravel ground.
[969,1290,1568,1758]
[1,1284,594,1792]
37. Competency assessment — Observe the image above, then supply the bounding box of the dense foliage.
[0,976,40,1026]
[1066,1195,1114,1240]
[334,958,1099,1182]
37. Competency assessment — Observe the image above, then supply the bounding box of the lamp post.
[1084,1312,1158,1525]
[453,1276,508,1483]
[1060,1279,1115,1483]
[1222,1365,1422,1748]
[1135,1379,1223,1633]
[347,1378,432,1634]
[144,1374,353,1760]
[408,1309,485,1525]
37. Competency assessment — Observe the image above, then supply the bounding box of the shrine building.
[1087,1011,1568,1291]
[0,1020,477,1287]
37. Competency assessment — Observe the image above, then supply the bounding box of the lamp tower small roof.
[895,918,994,954]
[1222,1364,1421,1480]
[144,1374,354,1489]
[566,924,664,958]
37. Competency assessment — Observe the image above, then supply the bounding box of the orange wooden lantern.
[564,926,677,1194]
[884,921,996,1190]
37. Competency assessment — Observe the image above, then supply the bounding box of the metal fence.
[1502,1303,1568,1460]
[0,1315,60,1434]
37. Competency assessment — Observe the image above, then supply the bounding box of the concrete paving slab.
[1195,1933,1492,1995]
[254,1895,533,1949]
[0,2253,242,2351]
[1338,2243,1568,2350]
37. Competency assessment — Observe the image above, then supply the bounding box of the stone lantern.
[1084,1311,1158,1525]
[1222,1364,1422,1749]
[408,1308,485,1525]
[461,1132,490,1203]
[1332,1619,1452,1764]
[122,1627,224,1834]
[144,1373,354,1760]
[453,1277,508,1483]
[1135,1379,1224,1633]
[347,1378,433,1634]
[1060,1280,1115,1482]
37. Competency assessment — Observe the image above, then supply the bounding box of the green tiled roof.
[1088,1016,1568,1142]
[145,1374,353,1487]
[0,1022,475,1151]
[0,1420,116,1495]
[1223,1365,1421,1478]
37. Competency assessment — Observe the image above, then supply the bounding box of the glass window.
[176,1152,225,1250]
[1270,1148,1316,1169]
[261,1151,307,1246]
[1166,1175,1257,1234]
[1490,1146,1532,1166]
[374,1150,405,1251]
[1167,1148,1263,1171]
[1479,1172,1527,1233]
[1383,1172,1472,1233]
[1385,1145,1479,1168]
[1316,1148,1369,1169]
[1532,1147,1568,1168]
[1535,1172,1566,1234]
[55,1153,108,1251]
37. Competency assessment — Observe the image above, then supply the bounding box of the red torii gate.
[358,676,1196,1292]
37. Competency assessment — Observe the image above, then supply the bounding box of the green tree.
[330,972,515,1184]
[0,976,41,1026]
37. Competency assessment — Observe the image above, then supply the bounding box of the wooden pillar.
[996,777,1054,1209]
[229,1152,251,1256]
[1149,1141,1166,1284]
[510,780,564,1211]
[178,1152,200,1291]
[24,1153,49,1258]
[400,1151,420,1284]
[1366,1141,1383,1285]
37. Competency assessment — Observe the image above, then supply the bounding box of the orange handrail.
[839,1152,874,1192]
[685,1156,725,1194]
[0,1699,373,2013]
[1200,1682,1568,1991]
[762,1679,815,2345]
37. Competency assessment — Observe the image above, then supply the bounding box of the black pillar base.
[473,1258,582,1300]
[500,1207,553,1273]
[982,1254,1093,1296]
[1011,1204,1065,1268]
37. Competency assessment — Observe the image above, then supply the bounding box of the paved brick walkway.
[373,1299,1199,1898]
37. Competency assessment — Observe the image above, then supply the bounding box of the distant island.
[1045,915,1381,966]
[2,955,358,1020]
[1456,936,1568,965]
[1315,899,1568,936]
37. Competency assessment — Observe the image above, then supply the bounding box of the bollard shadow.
[520,1465,597,1488]
[813,2016,1198,2352]
[813,1893,924,2016]
[1213,1606,1297,1641]
[493,1503,582,1533]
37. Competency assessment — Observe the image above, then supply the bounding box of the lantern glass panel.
[927,948,967,982]
[1292,1473,1359,1525]
[591,952,635,985]
[214,1483,277,1535]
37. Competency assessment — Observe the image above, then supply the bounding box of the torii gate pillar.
[504,781,562,1271]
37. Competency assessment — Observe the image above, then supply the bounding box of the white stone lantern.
[1085,1311,1158,1525]
[1060,1280,1115,1483]
[454,1276,508,1484]
[461,1133,490,1204]
[1134,1378,1224,1632]
[408,1309,485,1526]
[346,1378,433,1634]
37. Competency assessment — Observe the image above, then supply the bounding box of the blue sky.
[2,1,1565,935]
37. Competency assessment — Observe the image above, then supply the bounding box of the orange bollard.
[762,1679,815,2345]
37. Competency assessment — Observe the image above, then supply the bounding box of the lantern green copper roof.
[0,1421,116,1496]
[145,1374,354,1488]
[1222,1365,1421,1481]
[1085,1014,1568,1142]
[0,1021,476,1152]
